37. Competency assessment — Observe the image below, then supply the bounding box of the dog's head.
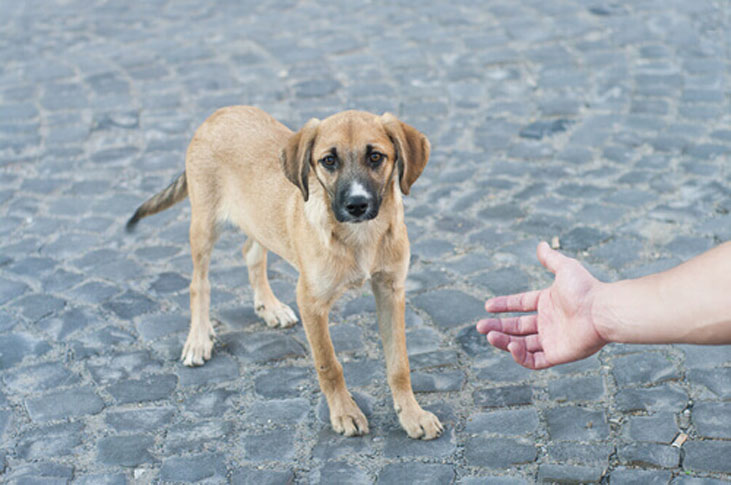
[281,111,429,223]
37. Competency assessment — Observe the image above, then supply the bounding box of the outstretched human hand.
[476,242,608,369]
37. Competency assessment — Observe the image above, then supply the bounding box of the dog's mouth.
[333,205,379,223]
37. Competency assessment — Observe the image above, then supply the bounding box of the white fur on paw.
[255,301,298,328]
[399,408,444,440]
[181,331,214,367]
[331,399,369,437]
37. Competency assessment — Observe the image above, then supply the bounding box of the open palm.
[476,242,607,369]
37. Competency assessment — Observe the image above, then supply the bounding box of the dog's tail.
[126,171,188,232]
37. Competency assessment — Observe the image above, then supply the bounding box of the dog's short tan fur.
[128,106,443,439]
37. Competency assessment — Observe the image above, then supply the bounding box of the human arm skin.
[476,241,731,370]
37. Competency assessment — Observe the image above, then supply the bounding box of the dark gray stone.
[254,366,313,398]
[464,437,537,468]
[295,79,341,98]
[692,401,731,439]
[87,350,162,384]
[473,385,533,408]
[13,293,66,321]
[3,362,80,393]
[178,354,240,387]
[244,431,295,461]
[25,387,104,421]
[150,272,189,293]
[383,427,456,458]
[687,367,731,398]
[409,350,459,370]
[4,461,74,483]
[457,325,495,358]
[411,238,455,260]
[222,331,306,363]
[0,332,51,370]
[465,408,540,436]
[672,477,729,485]
[547,442,613,466]
[135,313,188,341]
[343,295,376,317]
[548,375,605,402]
[97,434,155,467]
[683,441,731,473]
[411,370,464,392]
[476,356,533,383]
[183,388,236,417]
[69,281,120,304]
[16,422,84,459]
[377,463,455,485]
[537,465,603,484]
[74,474,127,485]
[311,428,374,461]
[560,227,609,252]
[612,352,679,386]
[546,407,609,440]
[330,323,364,352]
[102,289,158,320]
[160,453,226,482]
[609,468,673,484]
[247,398,309,427]
[615,384,688,413]
[618,442,679,468]
[623,412,679,443]
[519,119,572,139]
[471,267,532,296]
[412,289,484,328]
[105,406,175,432]
[231,468,295,485]
[312,462,370,485]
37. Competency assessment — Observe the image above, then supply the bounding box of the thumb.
[537,241,569,274]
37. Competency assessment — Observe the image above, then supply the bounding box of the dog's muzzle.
[334,180,380,223]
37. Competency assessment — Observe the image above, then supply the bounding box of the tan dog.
[127,106,443,439]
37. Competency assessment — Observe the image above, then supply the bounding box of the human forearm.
[592,242,731,345]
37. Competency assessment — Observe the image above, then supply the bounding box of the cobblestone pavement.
[1,0,730,483]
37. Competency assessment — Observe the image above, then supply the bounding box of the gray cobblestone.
[546,407,609,441]
[97,434,156,467]
[25,387,104,422]
[2,0,730,482]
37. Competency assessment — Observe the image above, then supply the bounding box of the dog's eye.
[368,152,384,166]
[320,155,338,169]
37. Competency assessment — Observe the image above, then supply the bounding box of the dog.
[127,106,443,439]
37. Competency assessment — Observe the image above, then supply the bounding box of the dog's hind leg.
[181,212,218,366]
[243,238,298,328]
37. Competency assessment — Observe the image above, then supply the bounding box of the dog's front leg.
[371,273,444,440]
[297,279,369,436]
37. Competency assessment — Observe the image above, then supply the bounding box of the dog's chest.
[342,248,375,289]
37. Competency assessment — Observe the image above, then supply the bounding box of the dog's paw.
[181,332,214,367]
[330,396,369,437]
[255,301,298,329]
[398,408,444,440]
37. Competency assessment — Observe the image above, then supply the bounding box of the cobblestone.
[2,0,730,482]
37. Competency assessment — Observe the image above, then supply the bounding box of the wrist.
[589,280,625,345]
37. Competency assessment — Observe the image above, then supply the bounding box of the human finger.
[486,330,511,351]
[485,290,541,313]
[477,315,537,336]
[508,342,551,370]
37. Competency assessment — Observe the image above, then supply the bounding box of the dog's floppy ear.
[381,113,430,195]
[281,118,320,201]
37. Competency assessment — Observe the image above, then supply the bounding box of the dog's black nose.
[345,196,369,217]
